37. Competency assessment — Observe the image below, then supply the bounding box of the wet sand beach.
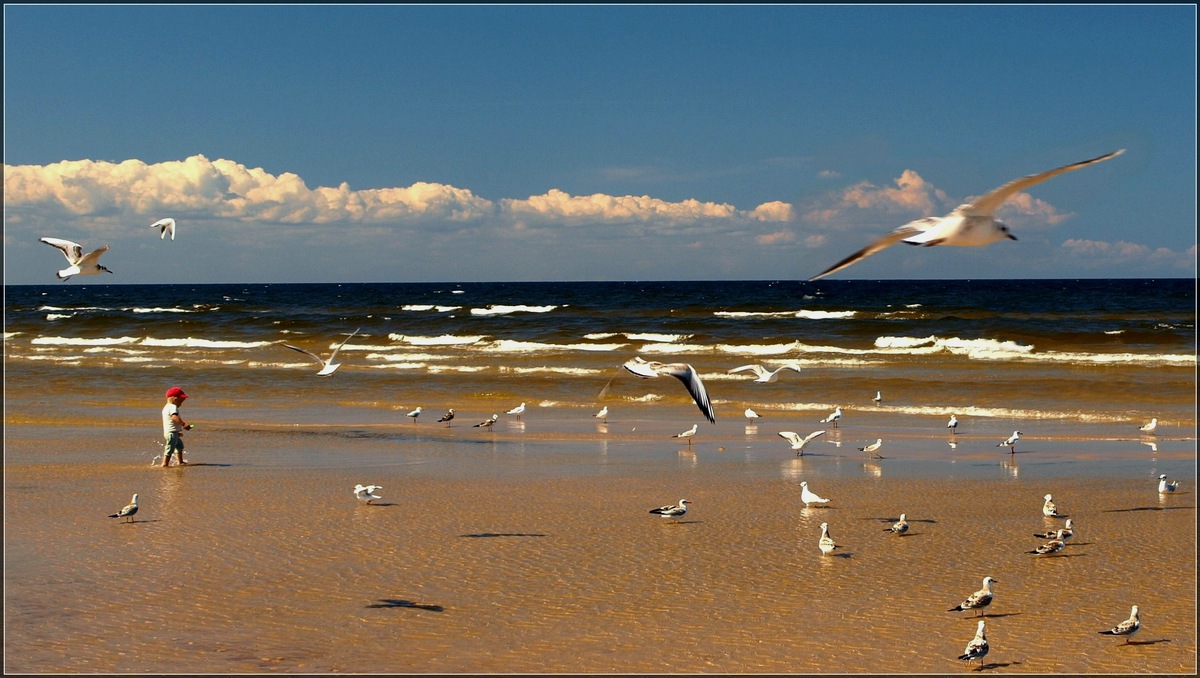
[4,407,1196,674]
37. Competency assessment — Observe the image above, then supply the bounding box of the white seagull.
[886,513,909,535]
[1035,518,1074,540]
[1158,474,1179,493]
[958,620,989,667]
[949,576,996,616]
[506,402,526,420]
[947,413,959,434]
[354,484,383,504]
[1027,530,1066,556]
[818,522,838,555]
[1098,605,1141,644]
[39,237,114,281]
[601,357,715,424]
[406,407,422,423]
[649,498,689,521]
[809,149,1125,280]
[858,438,883,458]
[282,328,360,376]
[998,430,1021,453]
[1042,493,1059,517]
[820,406,843,428]
[873,390,882,404]
[150,217,176,240]
[672,424,698,445]
[799,481,830,507]
[1139,418,1158,435]
[594,406,608,423]
[778,430,827,456]
[744,408,762,424]
[474,414,499,429]
[437,409,455,426]
[728,363,802,383]
[108,493,139,523]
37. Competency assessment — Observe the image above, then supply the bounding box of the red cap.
[165,387,188,400]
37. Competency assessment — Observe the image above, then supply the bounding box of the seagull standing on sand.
[820,406,842,428]
[474,414,499,429]
[808,149,1125,280]
[1027,530,1066,556]
[873,391,882,405]
[594,406,608,423]
[1158,474,1179,493]
[1139,418,1158,435]
[818,522,838,555]
[1098,605,1141,644]
[39,237,114,281]
[998,430,1021,453]
[728,364,802,383]
[437,409,455,426]
[673,424,698,445]
[406,407,422,423]
[799,481,830,507]
[947,414,959,434]
[281,328,360,376]
[859,438,883,458]
[744,408,762,424]
[1042,494,1059,517]
[108,493,139,523]
[150,217,176,240]
[886,513,909,535]
[779,430,826,456]
[601,357,716,424]
[649,499,689,521]
[958,620,989,667]
[354,484,383,504]
[949,576,996,616]
[506,403,526,420]
[1036,518,1073,540]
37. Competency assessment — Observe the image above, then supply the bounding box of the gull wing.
[327,328,360,363]
[658,363,716,424]
[965,149,1124,217]
[40,237,84,264]
[151,218,177,240]
[77,245,110,268]
[282,343,327,366]
[809,221,930,281]
[600,357,659,398]
[802,430,827,444]
[728,364,766,377]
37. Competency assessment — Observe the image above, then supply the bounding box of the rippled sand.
[4,418,1196,674]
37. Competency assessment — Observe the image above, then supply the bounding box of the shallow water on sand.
[4,418,1195,674]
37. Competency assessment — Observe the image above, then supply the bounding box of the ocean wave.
[32,336,141,346]
[470,304,558,316]
[499,366,605,377]
[795,310,858,320]
[365,352,454,362]
[45,313,74,321]
[388,334,486,345]
[400,304,462,313]
[874,335,1193,365]
[128,307,196,314]
[481,340,627,353]
[584,332,692,343]
[37,305,107,312]
[140,337,276,349]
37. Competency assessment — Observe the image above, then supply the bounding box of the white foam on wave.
[584,332,692,343]
[401,304,462,313]
[128,307,195,314]
[795,310,858,320]
[428,365,487,373]
[637,343,711,354]
[470,304,558,316]
[875,335,1194,365]
[37,305,106,312]
[388,334,485,346]
[45,314,74,321]
[82,347,146,355]
[365,352,453,362]
[499,365,605,377]
[32,336,140,346]
[140,337,274,349]
[481,340,627,353]
[717,342,804,356]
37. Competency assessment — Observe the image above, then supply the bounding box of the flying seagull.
[600,357,715,424]
[150,217,176,240]
[39,237,114,281]
[727,363,802,383]
[281,328,360,376]
[809,149,1125,280]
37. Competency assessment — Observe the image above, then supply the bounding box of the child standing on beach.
[161,387,193,467]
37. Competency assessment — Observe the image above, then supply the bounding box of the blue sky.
[3,4,1196,284]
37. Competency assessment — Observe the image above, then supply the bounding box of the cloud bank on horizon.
[3,154,1194,282]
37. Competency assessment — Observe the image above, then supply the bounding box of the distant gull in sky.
[437,409,455,426]
[594,406,608,423]
[947,413,959,434]
[958,620,989,667]
[886,513,909,535]
[39,237,113,281]
[820,406,842,428]
[506,402,526,420]
[744,408,762,424]
[406,407,422,423]
[354,484,382,504]
[858,438,883,458]
[727,363,802,383]
[600,357,715,424]
[649,498,689,521]
[150,217,176,240]
[1158,474,1179,493]
[779,430,826,455]
[998,430,1021,453]
[282,328,359,376]
[800,481,830,507]
[818,522,838,555]
[108,493,138,523]
[672,424,698,445]
[949,576,996,616]
[1042,494,1059,517]
[1098,605,1141,644]
[808,149,1125,280]
[1027,530,1066,556]
[1139,418,1158,434]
